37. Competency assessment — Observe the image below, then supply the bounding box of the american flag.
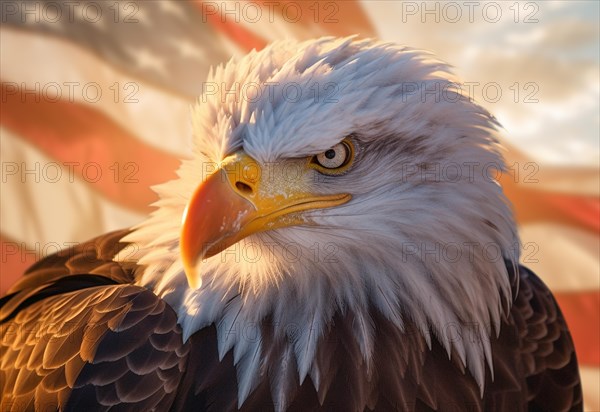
[1,1,598,408]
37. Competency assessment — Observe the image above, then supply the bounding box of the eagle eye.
[310,139,354,175]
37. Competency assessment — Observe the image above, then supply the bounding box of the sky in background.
[364,0,599,167]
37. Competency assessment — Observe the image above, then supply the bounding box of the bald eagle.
[0,38,582,411]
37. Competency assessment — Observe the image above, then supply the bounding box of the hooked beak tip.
[184,263,200,289]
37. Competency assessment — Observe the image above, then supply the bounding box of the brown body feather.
[0,231,582,411]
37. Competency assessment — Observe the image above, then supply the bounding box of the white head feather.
[118,37,520,405]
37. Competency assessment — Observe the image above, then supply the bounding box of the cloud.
[538,20,598,49]
[472,51,597,102]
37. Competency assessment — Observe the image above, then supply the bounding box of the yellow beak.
[180,152,351,288]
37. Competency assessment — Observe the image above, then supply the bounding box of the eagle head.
[121,37,520,399]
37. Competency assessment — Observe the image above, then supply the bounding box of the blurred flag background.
[1,0,598,408]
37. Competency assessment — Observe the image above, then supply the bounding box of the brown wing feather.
[0,228,583,412]
[515,267,583,411]
[1,284,186,411]
[11,229,136,292]
[0,231,189,411]
[1,230,137,324]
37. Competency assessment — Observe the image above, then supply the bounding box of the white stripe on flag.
[0,127,145,249]
[0,27,193,158]
[580,366,600,411]
[519,222,600,292]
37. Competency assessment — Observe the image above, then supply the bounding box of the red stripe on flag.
[0,235,38,295]
[555,291,600,366]
[547,195,600,234]
[196,1,268,52]
[0,82,180,214]
[500,176,600,236]
[254,0,376,37]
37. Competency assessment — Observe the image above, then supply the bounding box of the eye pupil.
[312,140,354,173]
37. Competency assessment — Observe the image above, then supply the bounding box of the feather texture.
[1,37,582,411]
[0,232,583,410]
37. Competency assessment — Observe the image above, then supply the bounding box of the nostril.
[235,181,253,195]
